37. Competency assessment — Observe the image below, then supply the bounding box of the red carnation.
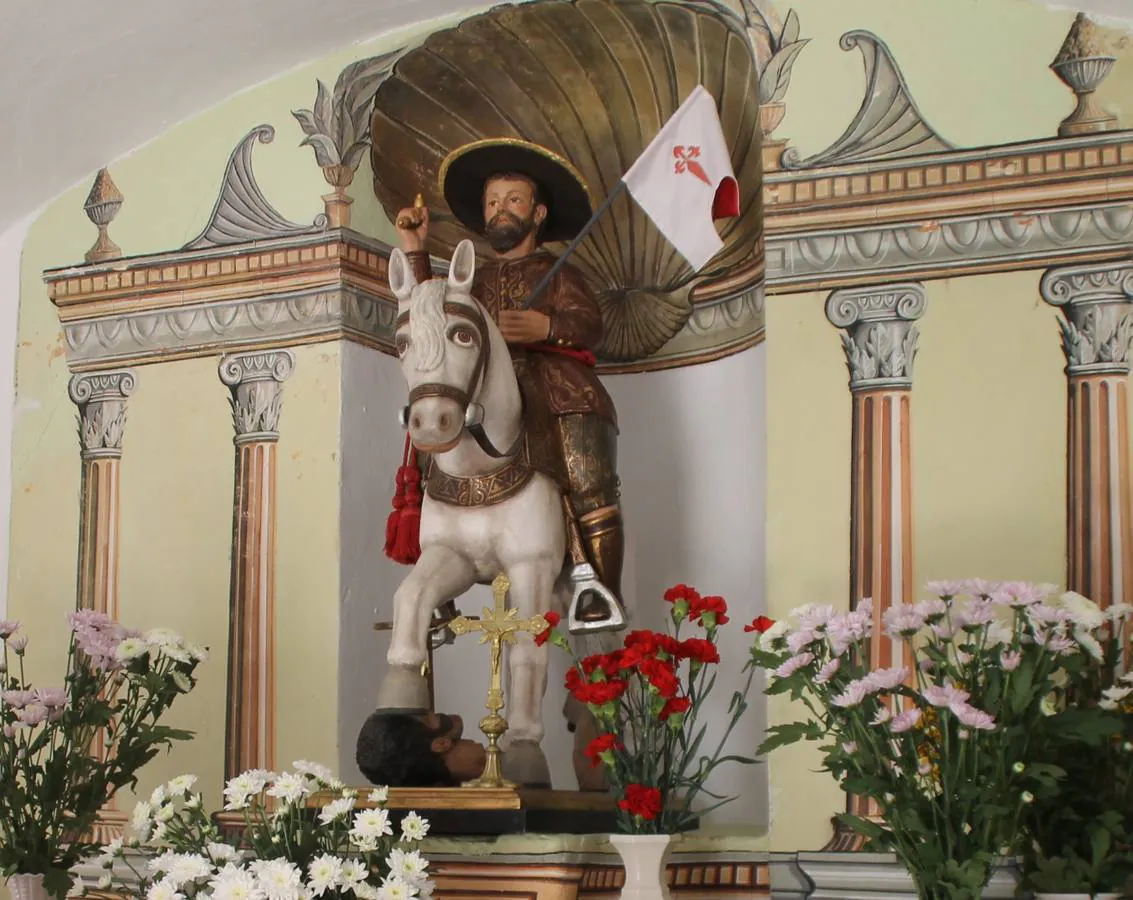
[678,637,720,665]
[638,656,680,699]
[618,783,662,821]
[584,733,623,767]
[664,584,701,606]
[659,696,692,721]
[534,611,561,646]
[744,615,776,634]
[572,678,628,706]
[690,594,729,626]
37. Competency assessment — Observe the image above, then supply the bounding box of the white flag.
[621,85,739,271]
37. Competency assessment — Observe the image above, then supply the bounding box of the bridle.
[396,300,524,460]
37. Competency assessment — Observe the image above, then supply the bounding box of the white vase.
[6,874,50,900]
[609,833,675,900]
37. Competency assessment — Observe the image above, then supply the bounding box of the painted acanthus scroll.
[292,49,404,227]
[781,30,954,169]
[182,125,328,250]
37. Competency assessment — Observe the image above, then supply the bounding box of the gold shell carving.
[369,0,764,363]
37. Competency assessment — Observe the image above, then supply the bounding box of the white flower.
[293,760,337,785]
[354,885,381,900]
[156,803,177,823]
[368,787,389,804]
[150,785,167,806]
[146,879,184,900]
[984,622,1014,647]
[98,875,112,890]
[400,812,430,842]
[1106,603,1133,623]
[319,797,355,824]
[209,865,263,900]
[307,854,343,897]
[186,794,202,809]
[1075,629,1104,661]
[758,620,790,651]
[168,775,198,796]
[352,808,393,844]
[165,853,213,888]
[224,770,271,811]
[103,837,124,857]
[171,672,193,693]
[145,628,181,648]
[251,859,303,900]
[1058,591,1105,630]
[388,849,429,885]
[188,643,210,662]
[267,772,311,805]
[339,860,368,891]
[115,637,149,662]
[132,801,154,838]
[377,877,417,900]
[206,842,240,864]
[158,644,193,664]
[1100,685,1133,710]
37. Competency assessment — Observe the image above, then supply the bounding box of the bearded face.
[482,175,545,253]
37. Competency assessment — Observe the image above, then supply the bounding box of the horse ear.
[388,248,418,304]
[448,240,476,294]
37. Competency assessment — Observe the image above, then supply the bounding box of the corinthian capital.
[219,350,296,442]
[825,284,927,391]
[68,369,137,459]
[1041,261,1133,376]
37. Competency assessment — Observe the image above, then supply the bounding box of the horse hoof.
[501,739,551,788]
[375,665,430,713]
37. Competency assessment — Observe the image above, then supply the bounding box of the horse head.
[388,239,520,461]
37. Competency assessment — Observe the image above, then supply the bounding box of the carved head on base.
[356,710,487,788]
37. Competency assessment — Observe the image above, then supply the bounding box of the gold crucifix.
[447,573,549,789]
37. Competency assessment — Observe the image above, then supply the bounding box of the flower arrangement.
[1018,602,1133,895]
[750,580,1113,900]
[538,584,757,833]
[92,763,435,900]
[0,612,205,897]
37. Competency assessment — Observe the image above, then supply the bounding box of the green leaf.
[757,721,816,755]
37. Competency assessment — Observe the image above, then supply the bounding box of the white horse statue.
[381,239,622,787]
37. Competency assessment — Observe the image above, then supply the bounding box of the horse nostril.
[411,414,422,430]
[439,412,452,430]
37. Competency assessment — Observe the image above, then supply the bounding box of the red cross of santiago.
[673,145,711,186]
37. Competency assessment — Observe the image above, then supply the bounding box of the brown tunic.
[407,250,616,426]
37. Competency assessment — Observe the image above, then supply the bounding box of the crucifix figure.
[448,573,549,789]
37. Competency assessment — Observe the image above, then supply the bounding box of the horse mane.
[407,279,448,373]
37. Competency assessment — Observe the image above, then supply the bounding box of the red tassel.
[385,433,423,565]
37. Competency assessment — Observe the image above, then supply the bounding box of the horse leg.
[388,545,475,670]
[499,559,555,787]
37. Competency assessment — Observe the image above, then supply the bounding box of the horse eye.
[450,327,476,348]
[395,335,410,356]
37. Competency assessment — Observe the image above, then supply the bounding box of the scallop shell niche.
[369,0,764,366]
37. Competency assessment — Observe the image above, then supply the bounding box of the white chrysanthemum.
[186,794,202,810]
[377,877,417,900]
[97,874,112,890]
[353,885,380,900]
[158,644,193,664]
[368,787,389,804]
[351,808,393,844]
[171,672,193,693]
[146,878,183,900]
[224,770,271,810]
[1100,685,1133,710]
[168,775,197,796]
[758,620,790,651]
[132,801,154,838]
[1058,591,1106,630]
[1106,603,1133,623]
[387,849,429,885]
[984,621,1014,647]
[339,860,368,891]
[156,803,177,823]
[266,772,311,805]
[115,637,149,662]
[399,812,429,842]
[188,643,210,662]
[103,837,124,857]
[150,785,167,806]
[293,760,335,784]
[1075,629,1104,661]
[209,864,262,900]
[307,855,343,897]
[251,859,303,900]
[318,797,355,824]
[145,628,181,648]
[148,852,176,878]
[165,853,213,888]
[206,842,240,864]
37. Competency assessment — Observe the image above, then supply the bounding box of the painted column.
[1041,262,1133,611]
[219,350,295,781]
[68,368,136,841]
[824,283,926,850]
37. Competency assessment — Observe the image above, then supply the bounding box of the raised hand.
[395,200,430,253]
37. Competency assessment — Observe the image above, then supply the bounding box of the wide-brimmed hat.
[439,138,594,243]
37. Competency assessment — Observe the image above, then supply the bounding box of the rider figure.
[395,139,624,623]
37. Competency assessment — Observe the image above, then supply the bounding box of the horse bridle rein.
[396,301,524,460]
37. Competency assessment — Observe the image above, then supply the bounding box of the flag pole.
[522,180,626,310]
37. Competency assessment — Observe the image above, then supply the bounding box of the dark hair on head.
[355,712,458,788]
